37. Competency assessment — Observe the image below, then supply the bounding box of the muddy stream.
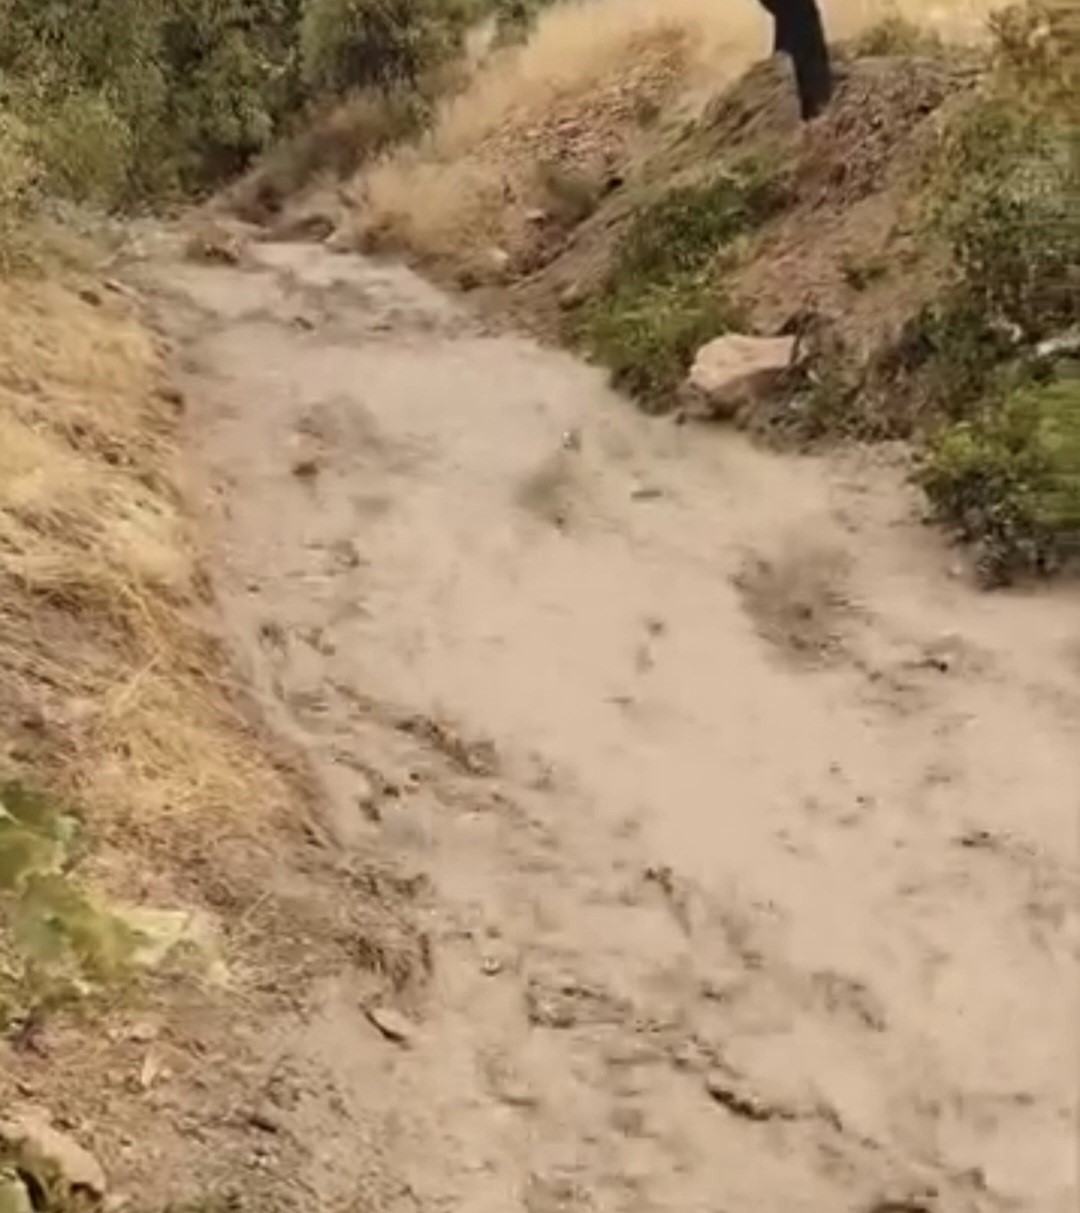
[142,238,1077,1213]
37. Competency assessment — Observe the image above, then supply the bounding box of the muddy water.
[159,240,1078,1213]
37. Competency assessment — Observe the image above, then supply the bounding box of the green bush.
[32,91,134,204]
[933,101,1078,343]
[0,114,39,268]
[572,160,788,409]
[920,378,1080,581]
[611,161,790,286]
[300,0,472,93]
[576,274,739,409]
[0,0,502,203]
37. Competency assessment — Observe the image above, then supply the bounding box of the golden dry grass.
[351,0,1007,263]
[0,265,286,857]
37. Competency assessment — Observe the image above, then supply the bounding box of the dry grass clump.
[349,0,1006,265]
[0,269,286,861]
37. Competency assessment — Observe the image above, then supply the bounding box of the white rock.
[684,333,797,419]
[365,1005,414,1045]
[0,1109,106,1198]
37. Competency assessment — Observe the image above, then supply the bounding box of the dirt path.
[144,237,1078,1213]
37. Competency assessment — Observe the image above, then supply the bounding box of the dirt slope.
[122,234,1079,1212]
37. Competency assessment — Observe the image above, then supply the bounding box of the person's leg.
[763,0,834,121]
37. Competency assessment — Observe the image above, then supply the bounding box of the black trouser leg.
[759,0,834,121]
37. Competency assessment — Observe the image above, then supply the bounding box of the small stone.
[78,287,103,308]
[364,1005,414,1045]
[485,246,512,281]
[630,485,663,502]
[704,1072,791,1122]
[157,385,186,413]
[558,281,585,310]
[126,1019,159,1045]
[246,1108,283,1135]
[524,208,548,225]
[291,457,320,480]
[0,1108,107,1198]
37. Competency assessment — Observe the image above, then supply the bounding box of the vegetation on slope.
[0,0,493,205]
[572,159,790,408]
[910,2,1079,579]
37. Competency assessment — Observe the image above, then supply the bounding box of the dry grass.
[349,0,1005,264]
[0,265,286,867]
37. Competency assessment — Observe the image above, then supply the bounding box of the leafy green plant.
[572,159,789,409]
[611,161,790,287]
[576,274,739,409]
[932,101,1078,343]
[920,378,1080,581]
[0,114,40,269]
[0,780,136,1028]
[300,0,472,94]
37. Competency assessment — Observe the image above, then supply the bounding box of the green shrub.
[32,91,134,204]
[0,114,39,268]
[572,160,788,409]
[491,0,546,47]
[611,161,790,287]
[576,274,739,409]
[933,102,1079,343]
[920,378,1080,581]
[300,0,471,94]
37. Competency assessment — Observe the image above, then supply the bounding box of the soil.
[72,233,1076,1212]
[458,54,980,389]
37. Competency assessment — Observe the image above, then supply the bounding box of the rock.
[246,1108,283,1135]
[704,1071,796,1122]
[364,1005,414,1045]
[524,208,548,225]
[0,1108,107,1199]
[103,278,136,300]
[485,246,512,282]
[78,287,103,308]
[291,457,320,480]
[683,334,798,420]
[156,384,186,413]
[557,281,586,310]
[0,1174,33,1213]
[1035,326,1080,360]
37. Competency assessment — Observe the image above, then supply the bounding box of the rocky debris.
[184,224,244,266]
[524,971,630,1030]
[704,1070,798,1122]
[364,1005,415,1045]
[0,1108,107,1202]
[683,333,798,420]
